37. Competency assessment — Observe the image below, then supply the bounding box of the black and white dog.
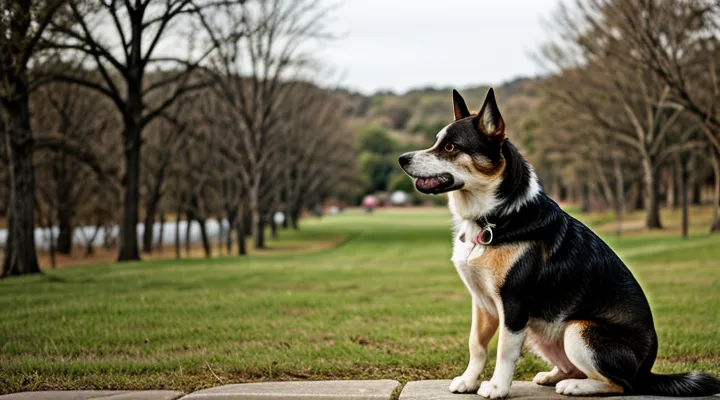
[398,89,720,398]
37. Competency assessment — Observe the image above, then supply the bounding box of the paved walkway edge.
[2,380,720,399]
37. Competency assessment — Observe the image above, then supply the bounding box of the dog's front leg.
[449,299,499,393]
[478,299,528,399]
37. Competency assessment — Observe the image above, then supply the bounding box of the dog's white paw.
[477,380,510,399]
[555,379,606,396]
[533,371,556,385]
[448,375,479,393]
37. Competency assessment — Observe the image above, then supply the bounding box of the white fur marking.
[451,221,497,314]
[533,367,564,385]
[435,124,451,141]
[555,379,622,395]
[479,303,527,399]
[564,323,596,378]
[404,152,458,179]
[449,297,491,393]
[502,166,541,215]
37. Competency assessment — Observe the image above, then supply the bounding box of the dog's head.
[398,88,506,195]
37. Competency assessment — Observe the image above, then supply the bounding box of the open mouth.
[415,173,459,194]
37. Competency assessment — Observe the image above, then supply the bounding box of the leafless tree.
[42,0,246,261]
[0,0,64,277]
[537,0,707,230]
[206,0,334,249]
[548,0,720,229]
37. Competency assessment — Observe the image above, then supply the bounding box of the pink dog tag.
[474,227,493,245]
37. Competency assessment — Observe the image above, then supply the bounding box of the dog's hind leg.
[533,366,585,386]
[449,299,499,393]
[557,321,635,396]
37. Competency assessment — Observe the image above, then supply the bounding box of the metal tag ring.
[478,227,493,245]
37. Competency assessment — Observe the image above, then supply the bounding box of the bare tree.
[280,83,354,228]
[140,105,188,254]
[552,0,720,229]
[537,1,705,229]
[206,0,334,249]
[43,0,245,261]
[0,0,65,277]
[31,77,118,255]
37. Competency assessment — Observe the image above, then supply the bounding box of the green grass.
[1,208,719,394]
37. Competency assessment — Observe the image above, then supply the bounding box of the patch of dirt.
[35,235,347,270]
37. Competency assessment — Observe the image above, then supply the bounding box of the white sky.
[320,0,560,94]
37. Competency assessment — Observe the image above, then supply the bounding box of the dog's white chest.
[451,222,497,313]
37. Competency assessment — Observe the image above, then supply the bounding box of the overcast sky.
[319,0,561,94]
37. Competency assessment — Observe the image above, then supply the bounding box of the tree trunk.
[217,218,224,255]
[1,80,40,277]
[3,214,12,272]
[175,208,181,259]
[692,182,702,205]
[642,159,662,229]
[197,218,211,258]
[141,200,158,254]
[632,181,644,211]
[47,217,56,269]
[85,224,101,257]
[117,83,143,261]
[270,214,278,239]
[185,214,192,257]
[668,162,679,209]
[54,156,73,255]
[614,159,624,237]
[680,156,689,239]
[243,209,252,236]
[250,188,265,249]
[142,213,155,254]
[291,205,301,230]
[226,209,237,254]
[580,182,590,213]
[143,165,166,254]
[236,220,247,256]
[711,148,720,233]
[56,211,73,255]
[157,213,165,253]
[689,155,701,206]
[253,213,265,249]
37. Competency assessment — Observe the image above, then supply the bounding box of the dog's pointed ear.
[476,88,505,142]
[452,89,471,120]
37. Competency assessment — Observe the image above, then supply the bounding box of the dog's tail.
[635,371,720,397]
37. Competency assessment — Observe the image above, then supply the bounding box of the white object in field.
[329,206,340,215]
[273,211,285,225]
[390,190,409,205]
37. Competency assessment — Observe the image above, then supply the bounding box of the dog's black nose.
[398,152,413,169]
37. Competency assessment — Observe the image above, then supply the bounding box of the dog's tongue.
[418,177,439,189]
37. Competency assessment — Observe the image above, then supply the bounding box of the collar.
[473,214,511,245]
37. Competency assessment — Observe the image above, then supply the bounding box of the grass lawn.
[1,207,719,394]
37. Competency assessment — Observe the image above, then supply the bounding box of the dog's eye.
[444,143,456,153]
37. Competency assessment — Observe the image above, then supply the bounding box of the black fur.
[636,372,720,397]
[436,118,504,165]
[486,139,720,396]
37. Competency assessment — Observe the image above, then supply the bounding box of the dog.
[398,89,720,398]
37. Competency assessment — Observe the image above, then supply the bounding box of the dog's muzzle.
[398,152,414,170]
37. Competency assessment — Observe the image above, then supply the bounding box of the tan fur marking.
[467,242,531,289]
[474,306,500,348]
[472,153,505,178]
